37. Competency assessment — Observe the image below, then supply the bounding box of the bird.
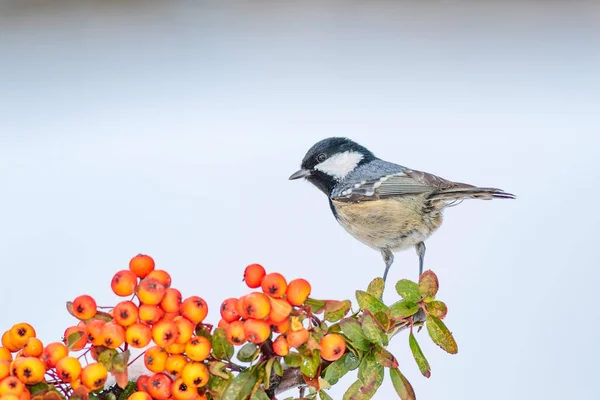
[289,137,515,282]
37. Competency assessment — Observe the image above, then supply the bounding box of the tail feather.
[428,187,516,202]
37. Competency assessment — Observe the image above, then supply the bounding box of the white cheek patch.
[315,151,364,180]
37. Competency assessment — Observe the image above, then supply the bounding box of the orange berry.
[286,328,310,349]
[225,321,246,346]
[319,334,346,361]
[243,264,266,289]
[129,254,156,279]
[180,296,208,324]
[129,393,152,400]
[111,270,138,297]
[89,345,105,361]
[139,304,165,325]
[19,387,31,400]
[99,322,126,349]
[0,361,9,380]
[147,373,173,400]
[165,354,188,376]
[152,320,178,348]
[268,318,290,334]
[0,376,25,396]
[56,356,82,383]
[2,395,20,400]
[144,346,168,373]
[72,295,97,320]
[63,326,87,351]
[81,362,108,391]
[171,377,198,400]
[136,374,150,391]
[1,333,18,353]
[261,273,287,299]
[137,278,167,306]
[217,319,230,330]
[0,348,11,361]
[219,298,240,323]
[272,336,289,357]
[162,312,179,322]
[160,288,182,314]
[243,319,271,344]
[125,323,152,348]
[146,270,172,288]
[173,317,195,345]
[181,362,209,388]
[21,338,43,358]
[85,320,106,346]
[42,342,68,369]
[113,301,139,327]
[235,295,250,320]
[268,297,292,323]
[165,342,186,355]
[9,324,36,349]
[286,278,312,306]
[185,336,211,362]
[15,357,45,385]
[242,293,271,320]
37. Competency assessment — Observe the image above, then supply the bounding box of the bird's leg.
[415,242,426,277]
[381,248,394,283]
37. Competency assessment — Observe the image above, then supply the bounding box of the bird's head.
[289,137,375,195]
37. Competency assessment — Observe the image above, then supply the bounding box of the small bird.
[289,137,515,282]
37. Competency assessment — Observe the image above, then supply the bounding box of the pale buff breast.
[331,195,443,251]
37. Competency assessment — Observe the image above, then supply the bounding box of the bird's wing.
[332,168,470,202]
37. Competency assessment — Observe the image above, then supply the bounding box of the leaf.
[343,353,384,399]
[339,318,371,352]
[343,352,361,371]
[111,370,128,388]
[273,359,283,376]
[389,301,420,318]
[71,386,90,400]
[212,328,234,360]
[389,368,416,400]
[97,349,118,371]
[65,330,84,351]
[300,350,321,379]
[426,314,458,354]
[195,324,213,341]
[222,365,261,400]
[373,346,398,369]
[27,382,49,396]
[419,270,439,299]
[111,350,130,373]
[367,278,385,299]
[283,352,302,367]
[117,381,137,400]
[395,280,422,303]
[210,361,231,380]
[373,311,390,331]
[426,301,448,319]
[319,390,334,400]
[361,312,388,347]
[343,380,366,400]
[264,358,275,390]
[237,342,260,363]
[207,374,234,398]
[324,300,352,322]
[250,389,270,400]
[355,291,388,314]
[305,298,327,313]
[322,357,349,386]
[409,332,431,378]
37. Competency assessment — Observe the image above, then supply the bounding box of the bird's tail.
[429,186,516,202]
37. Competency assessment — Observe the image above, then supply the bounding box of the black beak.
[289,169,311,180]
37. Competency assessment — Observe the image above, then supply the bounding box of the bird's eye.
[317,153,327,162]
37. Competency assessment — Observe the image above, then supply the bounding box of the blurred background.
[1,1,598,399]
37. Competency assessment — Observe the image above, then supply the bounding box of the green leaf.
[111,350,130,373]
[389,301,420,318]
[251,388,270,400]
[195,324,213,341]
[208,374,234,398]
[389,368,416,400]
[301,350,321,379]
[355,291,388,314]
[395,280,422,303]
[117,381,137,400]
[212,328,234,361]
[322,357,349,386]
[342,353,383,399]
[222,365,261,400]
[367,277,385,299]
[426,314,458,354]
[324,300,352,322]
[426,301,448,319]
[97,348,118,371]
[373,311,390,331]
[343,352,361,371]
[66,330,84,350]
[273,359,283,376]
[27,382,49,396]
[361,312,388,347]
[319,390,334,400]
[306,297,327,313]
[264,358,275,390]
[419,270,439,298]
[340,318,371,351]
[237,342,260,363]
[409,332,431,378]
[373,346,398,369]
[210,361,231,380]
[283,352,302,367]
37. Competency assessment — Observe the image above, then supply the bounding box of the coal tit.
[289,137,515,282]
